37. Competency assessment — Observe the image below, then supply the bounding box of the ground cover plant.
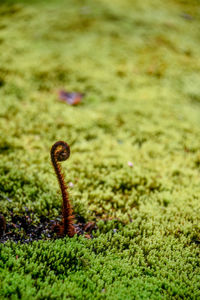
[0,0,200,298]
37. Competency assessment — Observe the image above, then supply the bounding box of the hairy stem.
[51,141,75,237]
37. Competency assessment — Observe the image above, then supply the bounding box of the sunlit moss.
[0,0,200,298]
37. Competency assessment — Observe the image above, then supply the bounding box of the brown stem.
[51,141,75,237]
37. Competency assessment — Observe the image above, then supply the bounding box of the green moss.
[0,0,200,298]
[0,229,200,299]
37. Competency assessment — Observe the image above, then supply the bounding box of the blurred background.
[0,0,199,222]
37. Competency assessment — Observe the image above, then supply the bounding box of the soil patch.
[0,211,97,243]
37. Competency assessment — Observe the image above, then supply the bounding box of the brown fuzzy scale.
[51,141,75,237]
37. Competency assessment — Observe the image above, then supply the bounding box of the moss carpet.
[0,0,200,298]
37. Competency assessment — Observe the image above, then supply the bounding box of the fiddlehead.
[51,141,75,237]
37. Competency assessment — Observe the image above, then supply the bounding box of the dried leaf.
[58,90,84,105]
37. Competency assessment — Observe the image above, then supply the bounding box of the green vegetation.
[0,0,200,298]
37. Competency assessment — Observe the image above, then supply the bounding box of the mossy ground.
[0,0,200,298]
